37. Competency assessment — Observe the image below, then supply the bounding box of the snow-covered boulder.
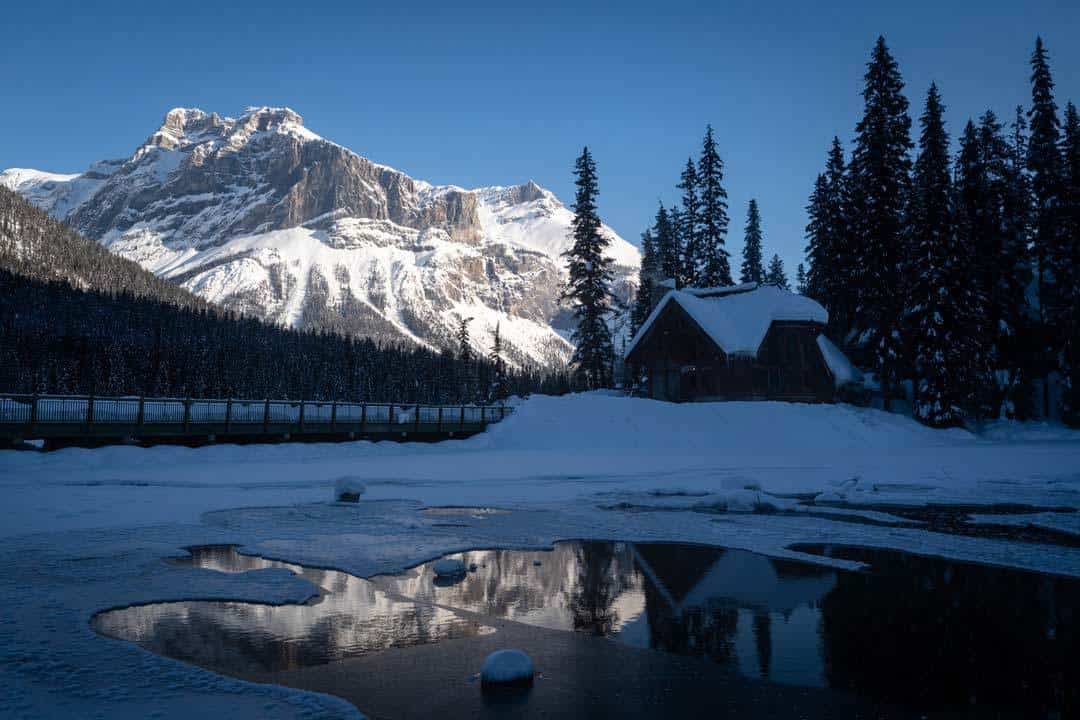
[480,649,534,689]
[333,476,366,503]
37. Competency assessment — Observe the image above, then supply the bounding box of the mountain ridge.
[2,106,638,368]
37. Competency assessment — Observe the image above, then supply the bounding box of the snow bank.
[481,393,971,452]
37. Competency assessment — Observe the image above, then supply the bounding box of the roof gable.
[626,283,828,358]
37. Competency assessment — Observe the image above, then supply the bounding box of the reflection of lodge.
[629,544,837,676]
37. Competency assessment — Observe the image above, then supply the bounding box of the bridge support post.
[137,396,145,429]
[414,405,420,434]
[460,405,465,431]
[330,400,337,431]
[298,399,305,433]
[360,403,367,434]
[182,398,191,434]
[28,394,38,435]
[437,406,443,433]
[263,398,270,434]
[224,398,232,435]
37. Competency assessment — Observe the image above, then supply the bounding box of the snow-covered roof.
[625,283,829,358]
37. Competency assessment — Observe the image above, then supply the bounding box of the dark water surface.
[92,541,1079,718]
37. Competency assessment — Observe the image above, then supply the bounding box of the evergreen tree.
[955,111,1034,418]
[652,203,681,285]
[848,36,914,409]
[804,173,829,300]
[697,125,733,286]
[805,137,854,340]
[488,322,507,400]
[677,158,702,285]
[740,199,765,284]
[764,254,789,290]
[999,106,1039,418]
[562,147,615,389]
[456,316,473,362]
[906,84,967,426]
[796,263,808,295]
[1060,101,1080,423]
[630,229,660,336]
[1027,37,1067,418]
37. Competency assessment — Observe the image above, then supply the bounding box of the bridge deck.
[0,394,511,449]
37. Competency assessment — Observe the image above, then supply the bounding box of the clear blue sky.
[1,0,1077,275]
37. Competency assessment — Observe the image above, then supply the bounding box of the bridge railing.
[0,393,512,434]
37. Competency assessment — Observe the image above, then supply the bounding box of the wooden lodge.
[624,283,858,403]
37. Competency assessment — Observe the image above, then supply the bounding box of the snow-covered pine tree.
[666,204,686,286]
[740,199,765,284]
[652,203,681,286]
[1027,37,1067,418]
[796,263,808,295]
[630,229,660,337]
[697,125,733,287]
[562,146,615,389]
[764,254,790,290]
[906,83,968,427]
[1060,101,1080,424]
[848,36,914,409]
[1000,106,1039,419]
[804,173,829,300]
[677,158,703,286]
[955,111,1034,418]
[456,316,473,362]
[488,322,508,400]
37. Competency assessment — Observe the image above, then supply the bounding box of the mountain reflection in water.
[92,540,1078,716]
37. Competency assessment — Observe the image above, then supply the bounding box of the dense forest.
[0,187,568,402]
[631,36,1080,427]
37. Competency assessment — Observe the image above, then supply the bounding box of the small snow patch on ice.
[481,649,534,688]
[333,476,366,503]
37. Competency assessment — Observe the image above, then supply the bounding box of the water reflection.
[92,541,1079,716]
[376,542,836,686]
[92,546,494,673]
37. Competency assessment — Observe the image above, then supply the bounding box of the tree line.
[0,186,568,403]
[803,36,1079,426]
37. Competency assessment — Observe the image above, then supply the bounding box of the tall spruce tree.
[765,254,790,290]
[955,110,1034,418]
[630,229,660,336]
[805,137,854,341]
[456,316,473,361]
[562,147,615,389]
[652,203,681,285]
[848,36,913,409]
[697,125,733,286]
[677,159,703,285]
[740,199,765,284]
[1027,37,1067,417]
[796,263,808,295]
[804,173,829,300]
[1060,101,1080,423]
[906,83,967,426]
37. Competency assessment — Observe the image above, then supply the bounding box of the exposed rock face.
[2,106,638,367]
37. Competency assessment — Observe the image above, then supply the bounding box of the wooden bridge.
[0,393,512,450]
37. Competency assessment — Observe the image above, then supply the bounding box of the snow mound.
[432,558,467,577]
[817,334,863,388]
[480,649,534,688]
[333,476,366,502]
[481,393,974,453]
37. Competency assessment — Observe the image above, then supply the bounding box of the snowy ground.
[2,394,1079,718]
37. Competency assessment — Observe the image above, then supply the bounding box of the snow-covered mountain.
[2,106,638,367]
